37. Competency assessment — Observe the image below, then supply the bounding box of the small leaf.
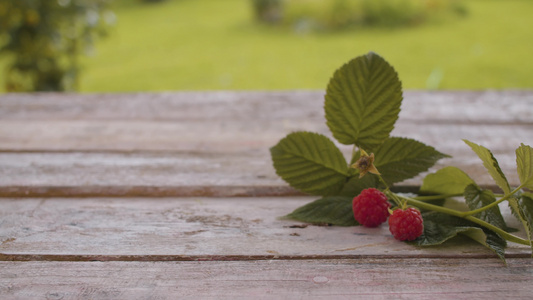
[414,214,472,246]
[270,132,349,196]
[464,184,510,231]
[284,196,357,226]
[325,52,402,151]
[516,143,533,190]
[420,166,475,195]
[508,193,533,253]
[414,212,506,261]
[373,137,450,185]
[464,140,510,194]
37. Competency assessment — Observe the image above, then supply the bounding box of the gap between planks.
[0,185,304,198]
[0,185,506,198]
[0,253,531,262]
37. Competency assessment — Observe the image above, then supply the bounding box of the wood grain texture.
[1,259,532,299]
[1,91,531,123]
[0,198,529,259]
[1,91,532,153]
[1,91,533,298]
[1,91,532,196]
[0,152,295,197]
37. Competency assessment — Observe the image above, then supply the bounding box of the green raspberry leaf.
[461,227,507,263]
[325,52,402,151]
[414,212,473,246]
[414,212,506,262]
[464,184,511,231]
[508,193,533,253]
[373,137,450,185]
[420,166,475,195]
[283,196,357,226]
[340,137,448,196]
[464,139,511,194]
[270,131,349,196]
[516,143,533,190]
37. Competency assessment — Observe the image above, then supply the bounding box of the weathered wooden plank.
[1,91,531,298]
[1,117,530,153]
[1,258,532,299]
[0,151,295,197]
[0,91,531,154]
[1,91,531,196]
[1,91,532,154]
[0,150,520,197]
[1,91,531,197]
[1,121,530,154]
[0,123,528,196]
[1,91,532,123]
[0,198,529,258]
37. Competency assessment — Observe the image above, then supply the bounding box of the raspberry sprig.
[272,53,533,260]
[352,187,424,241]
[351,149,531,246]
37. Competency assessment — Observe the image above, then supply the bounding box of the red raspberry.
[352,188,391,227]
[388,207,424,241]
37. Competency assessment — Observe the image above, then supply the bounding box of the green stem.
[461,184,525,217]
[398,196,531,246]
[413,193,463,201]
[462,216,531,246]
[378,176,403,207]
[461,197,507,217]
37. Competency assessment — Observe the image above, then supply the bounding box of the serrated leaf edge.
[463,139,511,194]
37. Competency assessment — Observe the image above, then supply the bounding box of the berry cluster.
[353,188,424,241]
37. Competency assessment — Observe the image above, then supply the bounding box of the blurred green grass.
[3,0,533,92]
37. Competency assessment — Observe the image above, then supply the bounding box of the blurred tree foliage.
[252,0,467,32]
[252,0,283,23]
[0,0,114,92]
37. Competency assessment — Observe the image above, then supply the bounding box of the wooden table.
[1,91,532,299]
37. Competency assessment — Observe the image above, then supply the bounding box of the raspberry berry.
[352,188,391,227]
[388,207,424,241]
